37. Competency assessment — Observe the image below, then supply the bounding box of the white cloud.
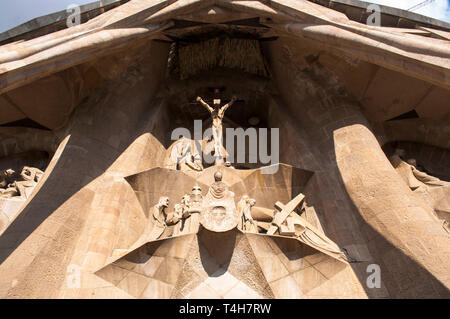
[363,0,450,22]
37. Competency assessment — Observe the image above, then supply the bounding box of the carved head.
[181,194,190,205]
[249,198,256,207]
[22,167,32,176]
[158,196,169,208]
[214,171,223,182]
[4,169,15,176]
[174,203,183,214]
[192,185,202,194]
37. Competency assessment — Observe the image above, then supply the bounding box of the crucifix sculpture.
[196,92,237,165]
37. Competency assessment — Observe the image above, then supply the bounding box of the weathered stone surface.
[0,0,448,299]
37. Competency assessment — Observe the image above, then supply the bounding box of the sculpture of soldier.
[148,196,170,240]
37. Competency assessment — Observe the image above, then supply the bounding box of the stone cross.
[267,193,305,235]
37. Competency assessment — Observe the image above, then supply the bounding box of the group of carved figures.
[167,93,237,172]
[0,167,44,199]
[149,171,349,262]
[150,91,348,260]
[149,184,204,239]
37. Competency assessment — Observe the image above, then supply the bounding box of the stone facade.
[0,0,449,299]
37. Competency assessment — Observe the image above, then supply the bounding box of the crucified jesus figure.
[196,95,237,165]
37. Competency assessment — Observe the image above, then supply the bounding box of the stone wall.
[265,36,450,298]
[0,40,170,298]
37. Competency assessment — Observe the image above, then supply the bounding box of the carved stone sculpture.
[407,159,447,187]
[0,169,17,198]
[173,137,203,172]
[237,195,258,233]
[166,201,184,226]
[167,194,190,236]
[196,94,237,165]
[390,149,450,234]
[224,161,233,168]
[296,219,349,262]
[390,151,447,190]
[13,166,44,198]
[148,196,170,240]
[2,0,450,299]
[182,185,203,234]
[200,171,238,232]
[164,185,205,236]
[267,193,305,235]
[268,193,348,262]
[0,169,15,189]
[0,166,44,199]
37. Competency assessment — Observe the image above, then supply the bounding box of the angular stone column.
[333,108,450,297]
[267,36,450,297]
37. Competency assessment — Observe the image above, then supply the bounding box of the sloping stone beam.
[0,0,173,61]
[2,0,449,95]
[267,37,450,296]
[333,110,450,297]
[0,22,172,95]
[269,23,450,90]
[225,0,450,89]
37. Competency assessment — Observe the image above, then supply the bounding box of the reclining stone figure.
[0,167,44,199]
[389,149,447,189]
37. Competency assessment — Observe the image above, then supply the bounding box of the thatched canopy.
[169,36,270,79]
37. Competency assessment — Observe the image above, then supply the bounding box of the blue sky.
[362,0,450,22]
[0,0,449,33]
[0,0,93,33]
